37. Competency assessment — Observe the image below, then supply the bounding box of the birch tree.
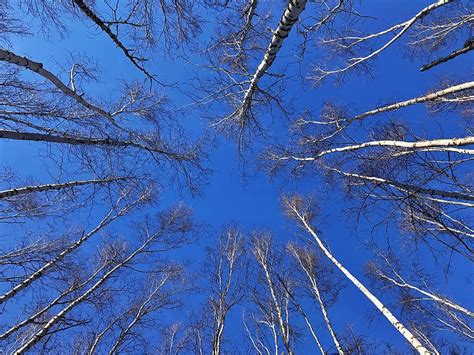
[252,233,295,355]
[367,251,474,342]
[5,204,195,353]
[268,77,474,258]
[201,0,354,143]
[311,0,459,82]
[203,228,247,355]
[287,242,345,354]
[283,195,433,354]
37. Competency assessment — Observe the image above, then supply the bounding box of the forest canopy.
[0,0,473,353]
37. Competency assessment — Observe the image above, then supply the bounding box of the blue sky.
[1,0,473,352]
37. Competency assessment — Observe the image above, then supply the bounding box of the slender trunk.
[212,318,224,355]
[239,0,307,117]
[0,49,115,124]
[277,275,325,354]
[0,201,133,304]
[350,81,473,122]
[325,166,474,202]
[108,276,169,354]
[88,312,127,355]
[0,130,175,158]
[287,203,431,354]
[376,272,474,318]
[0,263,107,340]
[257,256,293,355]
[0,177,124,199]
[291,253,343,354]
[285,137,474,161]
[314,137,474,158]
[14,226,164,354]
[72,0,153,80]
[316,0,451,80]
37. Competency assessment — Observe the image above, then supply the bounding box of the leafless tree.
[287,242,345,354]
[367,251,474,343]
[203,228,247,355]
[251,232,295,355]
[268,76,474,259]
[311,0,459,82]
[283,195,433,354]
[1,203,196,353]
[199,0,356,146]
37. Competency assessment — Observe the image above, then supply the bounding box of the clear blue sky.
[1,0,473,352]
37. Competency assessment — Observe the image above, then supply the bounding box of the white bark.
[0,177,124,199]
[0,199,135,304]
[277,273,325,354]
[325,166,474,202]
[108,275,171,354]
[285,136,474,160]
[88,311,127,355]
[0,48,118,125]
[314,0,451,81]
[375,270,474,318]
[350,81,474,122]
[239,0,307,119]
[0,130,177,159]
[254,240,293,355]
[0,262,108,340]
[286,201,431,354]
[14,225,166,353]
[289,247,343,354]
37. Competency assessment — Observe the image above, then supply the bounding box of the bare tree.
[252,232,294,355]
[0,187,149,305]
[311,0,453,82]
[204,228,247,355]
[288,243,344,354]
[367,251,474,342]
[8,203,195,353]
[283,195,432,354]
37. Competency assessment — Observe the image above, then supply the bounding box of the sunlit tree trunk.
[285,198,431,354]
[0,195,139,304]
[0,262,108,340]
[236,0,307,124]
[0,177,125,199]
[288,245,343,354]
[0,49,116,124]
[253,236,293,355]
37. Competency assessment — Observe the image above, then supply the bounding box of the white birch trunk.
[287,203,431,354]
[0,201,133,304]
[0,263,107,340]
[376,272,474,318]
[108,276,170,354]
[290,250,343,354]
[325,166,474,202]
[0,130,173,158]
[0,177,124,199]
[0,49,115,124]
[350,81,473,122]
[14,226,164,354]
[286,136,474,160]
[254,242,293,355]
[240,0,307,117]
[315,0,451,80]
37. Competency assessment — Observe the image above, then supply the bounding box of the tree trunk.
[239,0,307,119]
[0,177,124,199]
[287,202,431,354]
